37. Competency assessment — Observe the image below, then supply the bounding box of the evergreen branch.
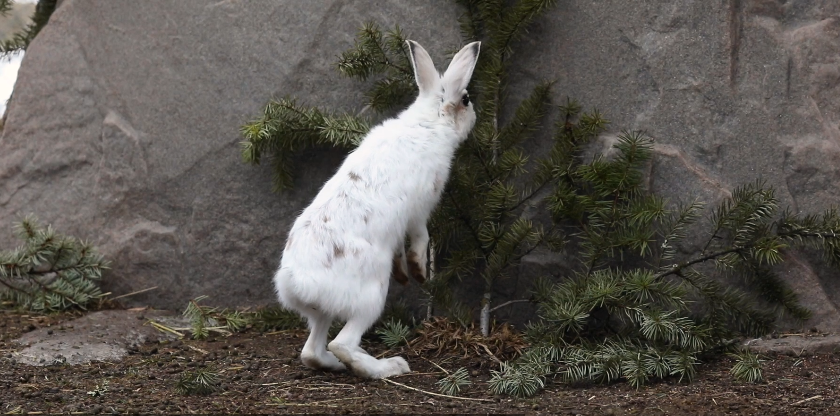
[510,177,551,213]
[1,216,107,311]
[494,0,557,57]
[729,349,763,383]
[737,254,811,320]
[239,98,369,189]
[0,0,57,57]
[654,248,742,280]
[375,318,412,348]
[445,189,489,256]
[437,366,472,396]
[0,276,33,297]
[0,0,12,16]
[455,0,482,40]
[497,81,552,151]
[336,22,412,80]
[656,199,704,266]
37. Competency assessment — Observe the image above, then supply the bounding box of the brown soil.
[1,308,838,415]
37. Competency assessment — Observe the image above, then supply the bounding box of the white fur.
[273,40,481,379]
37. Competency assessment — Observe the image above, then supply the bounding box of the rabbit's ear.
[442,41,480,95]
[406,40,440,96]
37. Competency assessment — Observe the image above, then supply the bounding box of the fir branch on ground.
[0,215,108,312]
[488,361,546,398]
[437,366,472,396]
[176,367,220,396]
[375,318,411,348]
[251,305,305,332]
[182,297,304,339]
[729,349,764,383]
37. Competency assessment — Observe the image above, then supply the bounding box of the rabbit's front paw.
[406,251,426,283]
[391,253,409,285]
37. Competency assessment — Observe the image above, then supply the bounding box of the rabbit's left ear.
[442,42,480,95]
[406,40,440,96]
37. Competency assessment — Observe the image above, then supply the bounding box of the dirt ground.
[1,308,838,415]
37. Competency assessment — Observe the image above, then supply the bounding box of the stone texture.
[747,334,840,356]
[12,309,179,366]
[514,0,840,332]
[1,0,840,332]
[0,0,462,309]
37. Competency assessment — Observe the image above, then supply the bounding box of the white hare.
[273,40,481,379]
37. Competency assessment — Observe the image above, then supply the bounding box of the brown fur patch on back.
[333,243,345,258]
[348,171,362,181]
[407,251,425,284]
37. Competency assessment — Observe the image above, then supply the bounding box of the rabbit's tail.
[273,266,305,313]
[273,266,328,320]
[273,254,391,323]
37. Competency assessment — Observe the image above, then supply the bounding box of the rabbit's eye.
[461,93,470,106]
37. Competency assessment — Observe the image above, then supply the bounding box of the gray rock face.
[0,0,462,309]
[1,1,839,332]
[12,309,178,366]
[514,0,840,332]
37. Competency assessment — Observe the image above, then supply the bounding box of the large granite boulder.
[0,0,462,308]
[1,0,839,332]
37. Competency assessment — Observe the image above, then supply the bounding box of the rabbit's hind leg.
[328,316,411,379]
[299,309,346,372]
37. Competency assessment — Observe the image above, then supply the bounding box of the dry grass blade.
[110,286,159,301]
[147,320,185,338]
[791,395,822,406]
[269,395,371,407]
[381,378,493,402]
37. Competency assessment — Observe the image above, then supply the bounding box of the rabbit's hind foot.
[328,342,411,379]
[300,350,347,372]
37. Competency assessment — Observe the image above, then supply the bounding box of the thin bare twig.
[381,378,494,402]
[791,395,822,406]
[488,298,532,313]
[147,320,185,338]
[268,395,371,407]
[477,343,503,364]
[421,357,450,375]
[187,345,209,355]
[110,286,159,300]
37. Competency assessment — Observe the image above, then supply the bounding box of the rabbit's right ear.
[441,41,480,97]
[406,40,440,96]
